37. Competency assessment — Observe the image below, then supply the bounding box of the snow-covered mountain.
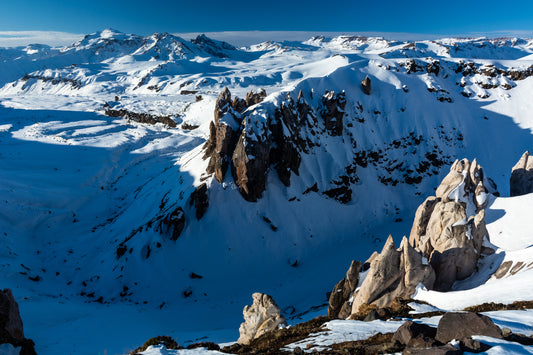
[0,29,532,354]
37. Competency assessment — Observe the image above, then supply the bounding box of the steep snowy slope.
[0,31,532,354]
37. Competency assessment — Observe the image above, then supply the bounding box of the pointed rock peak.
[382,235,397,253]
[399,236,410,250]
[512,151,530,170]
[217,87,232,104]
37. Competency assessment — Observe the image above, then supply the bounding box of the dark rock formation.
[321,91,346,136]
[510,151,533,196]
[327,260,362,319]
[163,207,185,240]
[189,183,208,220]
[104,108,176,127]
[392,320,438,348]
[435,312,502,343]
[361,76,371,95]
[0,289,36,355]
[204,88,241,182]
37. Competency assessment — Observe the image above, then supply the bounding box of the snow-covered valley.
[1,29,533,354]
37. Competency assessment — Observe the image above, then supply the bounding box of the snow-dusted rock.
[237,293,287,345]
[411,158,494,290]
[510,151,533,197]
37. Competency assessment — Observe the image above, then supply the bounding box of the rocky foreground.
[116,154,533,354]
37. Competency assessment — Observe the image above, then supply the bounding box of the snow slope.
[0,30,533,354]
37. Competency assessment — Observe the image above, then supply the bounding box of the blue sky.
[1,0,532,36]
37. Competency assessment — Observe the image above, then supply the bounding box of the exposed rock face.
[204,88,241,182]
[0,289,24,342]
[435,312,502,343]
[361,76,371,95]
[237,293,287,345]
[510,151,533,196]
[409,158,496,291]
[0,289,36,355]
[350,236,435,314]
[328,260,362,319]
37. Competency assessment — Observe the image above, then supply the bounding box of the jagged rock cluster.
[0,289,36,355]
[204,88,347,201]
[237,292,287,345]
[329,158,498,317]
[510,151,533,197]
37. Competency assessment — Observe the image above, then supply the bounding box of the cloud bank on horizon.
[1,29,533,48]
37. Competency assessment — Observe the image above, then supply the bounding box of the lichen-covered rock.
[510,151,533,196]
[350,236,434,313]
[327,260,362,319]
[237,293,287,345]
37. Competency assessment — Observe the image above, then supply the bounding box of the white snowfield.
[0,29,533,354]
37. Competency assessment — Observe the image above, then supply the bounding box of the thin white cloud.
[0,31,84,48]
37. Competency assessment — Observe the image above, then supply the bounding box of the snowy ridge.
[0,30,533,354]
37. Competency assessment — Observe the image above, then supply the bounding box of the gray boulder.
[436,312,502,344]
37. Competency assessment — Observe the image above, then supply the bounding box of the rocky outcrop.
[204,88,242,182]
[409,158,496,291]
[361,76,371,95]
[327,260,362,319]
[392,320,438,349]
[204,88,347,202]
[237,293,287,345]
[0,289,36,355]
[510,151,533,196]
[350,236,435,314]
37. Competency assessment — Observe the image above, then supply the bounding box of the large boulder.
[237,293,287,345]
[435,312,502,343]
[327,260,362,319]
[510,151,533,196]
[350,236,434,313]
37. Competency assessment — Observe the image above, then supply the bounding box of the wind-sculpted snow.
[0,30,533,354]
